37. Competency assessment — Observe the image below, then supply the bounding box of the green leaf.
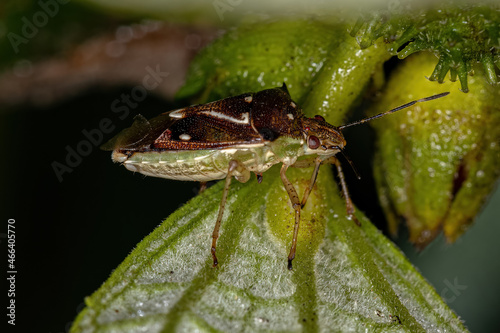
[72,168,466,332]
[72,19,468,332]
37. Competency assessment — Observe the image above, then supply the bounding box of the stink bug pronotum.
[102,84,448,269]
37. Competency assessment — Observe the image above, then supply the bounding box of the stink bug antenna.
[339,149,361,180]
[338,92,450,130]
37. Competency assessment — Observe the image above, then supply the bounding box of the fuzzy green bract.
[372,53,500,248]
[350,3,500,92]
[72,20,469,332]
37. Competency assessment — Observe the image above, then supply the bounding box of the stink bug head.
[301,116,346,156]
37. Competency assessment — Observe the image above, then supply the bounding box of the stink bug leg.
[292,156,359,225]
[280,164,302,270]
[211,160,250,267]
[199,181,208,194]
[293,157,322,209]
[330,156,360,226]
[285,156,361,269]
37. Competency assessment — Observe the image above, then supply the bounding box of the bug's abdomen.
[111,145,275,182]
[112,150,226,181]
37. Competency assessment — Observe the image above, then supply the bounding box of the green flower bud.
[372,53,500,247]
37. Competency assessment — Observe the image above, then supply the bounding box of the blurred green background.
[1,0,499,332]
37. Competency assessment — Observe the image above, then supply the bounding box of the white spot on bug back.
[290,102,296,108]
[169,108,186,119]
[200,110,250,125]
[180,134,191,141]
[287,113,294,120]
[244,96,253,103]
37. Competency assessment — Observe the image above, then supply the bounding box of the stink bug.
[102,84,448,269]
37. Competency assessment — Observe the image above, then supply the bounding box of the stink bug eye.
[307,135,321,149]
[103,84,449,270]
